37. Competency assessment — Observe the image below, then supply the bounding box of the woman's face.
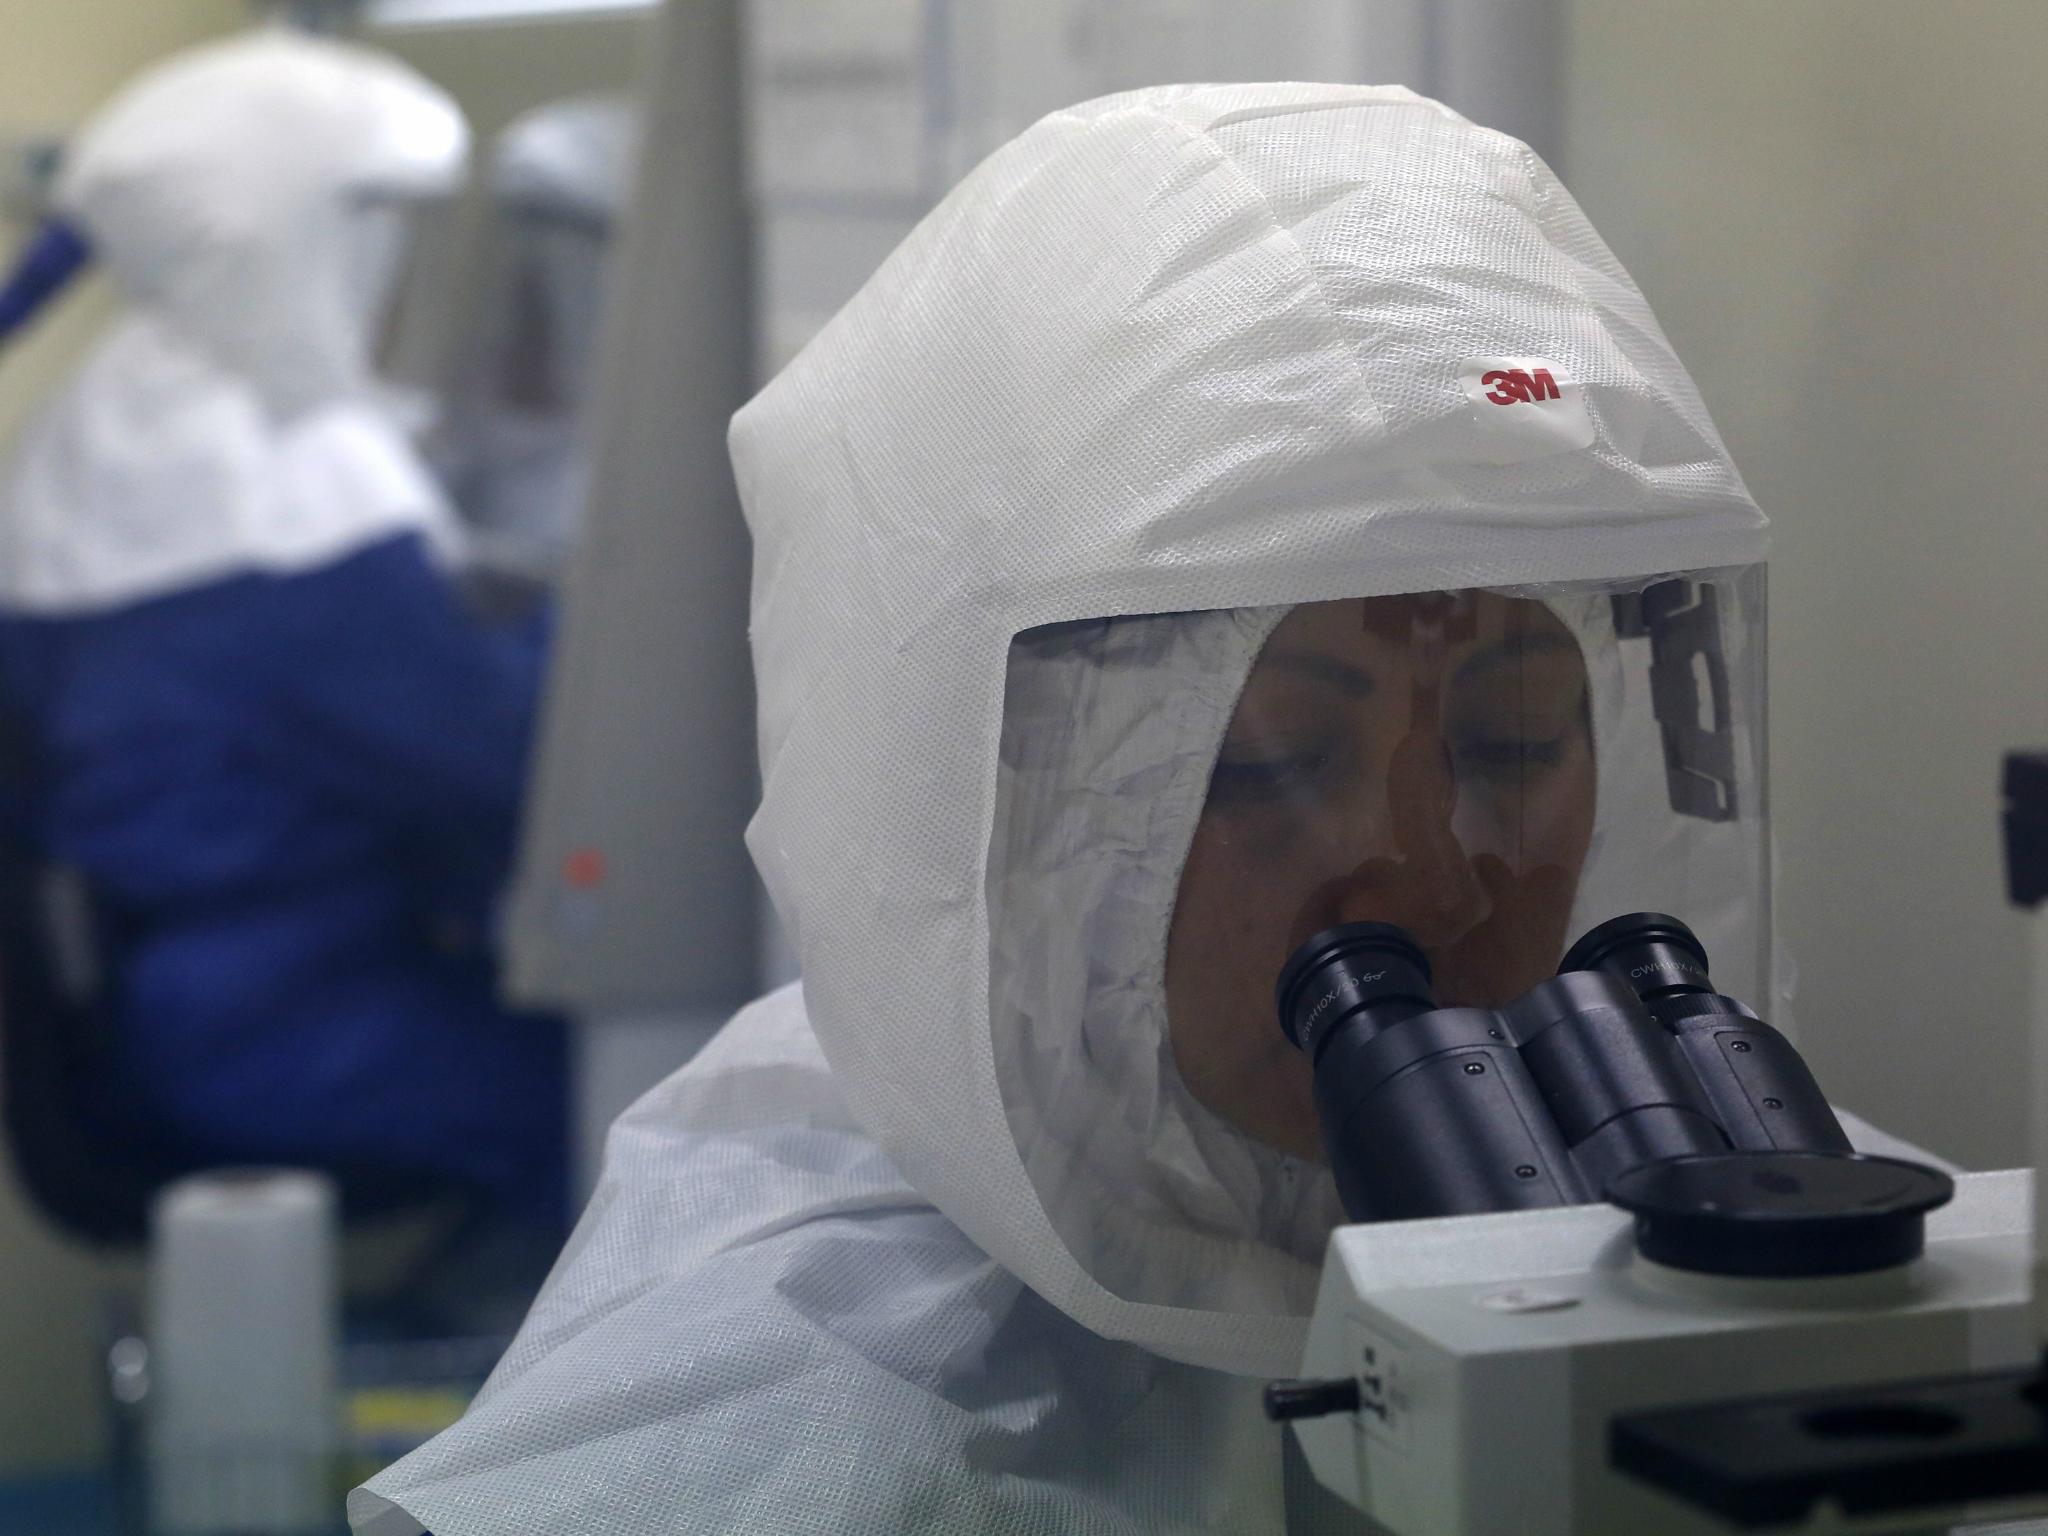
[1163,592,1598,1160]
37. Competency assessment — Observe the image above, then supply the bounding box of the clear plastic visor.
[988,567,1769,1313]
[1194,588,1599,1009]
[359,190,464,406]
[421,207,615,592]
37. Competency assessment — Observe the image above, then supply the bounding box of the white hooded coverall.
[353,84,1935,1535]
[0,29,470,611]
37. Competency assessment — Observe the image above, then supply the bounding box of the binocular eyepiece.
[1558,911,1716,1002]
[1277,911,1717,1062]
[1276,911,1862,1237]
[1260,912,1958,1428]
[1275,923,1434,1063]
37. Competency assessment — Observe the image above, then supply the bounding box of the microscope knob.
[1608,1151,1953,1277]
[1263,1377,1364,1422]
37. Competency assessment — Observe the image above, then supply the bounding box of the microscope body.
[1290,1170,2038,1536]
[1277,762,2048,1532]
[1272,897,2048,1533]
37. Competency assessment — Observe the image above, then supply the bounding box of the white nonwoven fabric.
[355,82,1801,1533]
[354,985,1367,1536]
[350,997,1933,1536]
[0,31,468,613]
[733,81,1768,1375]
[990,606,1340,1329]
[0,315,459,614]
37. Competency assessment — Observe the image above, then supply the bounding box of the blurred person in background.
[432,93,638,612]
[0,29,569,1312]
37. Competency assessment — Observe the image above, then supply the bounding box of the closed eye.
[1208,742,1342,805]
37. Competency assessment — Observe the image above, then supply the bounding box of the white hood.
[0,31,468,614]
[55,29,468,418]
[730,82,1768,1378]
[353,83,1882,1536]
[489,93,638,225]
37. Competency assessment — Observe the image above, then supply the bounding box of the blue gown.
[0,533,567,1228]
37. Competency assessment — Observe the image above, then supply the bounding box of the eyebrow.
[1453,630,1580,684]
[1259,653,1377,697]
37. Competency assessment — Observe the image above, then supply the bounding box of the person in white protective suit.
[351,84,1940,1535]
[433,94,638,594]
[0,32,570,1252]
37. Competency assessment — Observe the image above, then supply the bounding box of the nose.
[1449,776,1516,864]
[1288,722,1492,955]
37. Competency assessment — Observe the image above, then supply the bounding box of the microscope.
[1263,752,2048,1535]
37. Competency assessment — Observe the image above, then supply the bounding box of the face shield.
[428,93,634,591]
[357,187,463,436]
[988,565,1768,1317]
[496,211,612,416]
[428,203,614,591]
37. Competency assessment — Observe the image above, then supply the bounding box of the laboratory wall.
[1562,0,2048,1170]
[370,10,646,134]
[0,1,251,1477]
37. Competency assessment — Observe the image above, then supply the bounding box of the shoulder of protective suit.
[605,982,862,1140]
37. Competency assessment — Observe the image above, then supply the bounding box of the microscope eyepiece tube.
[1278,909,1859,1226]
[1275,922,1434,1062]
[1558,912,1852,1157]
[1277,921,1585,1222]
[1559,911,1715,1003]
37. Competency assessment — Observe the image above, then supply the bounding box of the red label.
[1480,368,1562,406]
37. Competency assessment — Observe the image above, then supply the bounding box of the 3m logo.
[1481,367,1562,405]
[1456,355,1596,462]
